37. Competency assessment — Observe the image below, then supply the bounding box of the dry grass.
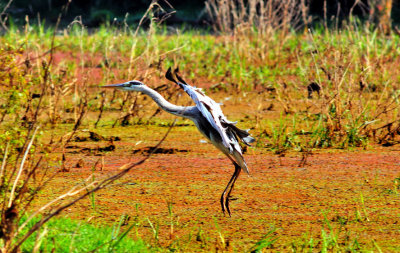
[205,0,308,36]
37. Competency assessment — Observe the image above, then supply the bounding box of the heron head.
[102,80,145,91]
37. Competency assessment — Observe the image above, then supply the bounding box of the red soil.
[40,130,400,251]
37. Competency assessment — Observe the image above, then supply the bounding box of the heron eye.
[129,81,141,86]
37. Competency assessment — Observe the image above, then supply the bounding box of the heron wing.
[179,84,234,151]
[177,83,256,152]
[165,67,254,152]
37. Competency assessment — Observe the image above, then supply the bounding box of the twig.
[8,127,39,208]
[0,142,10,183]
[94,91,106,128]
[0,0,13,31]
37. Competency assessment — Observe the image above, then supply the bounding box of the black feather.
[174,67,188,85]
[175,75,187,85]
[165,67,177,83]
[129,81,143,86]
[221,120,255,146]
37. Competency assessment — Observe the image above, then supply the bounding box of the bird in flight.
[103,68,255,215]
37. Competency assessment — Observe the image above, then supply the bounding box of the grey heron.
[103,68,255,215]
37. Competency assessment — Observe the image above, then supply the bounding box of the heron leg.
[220,163,241,216]
[225,164,241,215]
[227,164,241,198]
[220,169,236,214]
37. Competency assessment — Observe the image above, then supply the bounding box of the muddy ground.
[36,120,400,251]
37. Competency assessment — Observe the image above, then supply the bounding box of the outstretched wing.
[165,68,255,153]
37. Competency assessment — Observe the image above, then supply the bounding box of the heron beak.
[102,83,124,89]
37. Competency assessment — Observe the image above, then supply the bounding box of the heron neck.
[140,86,190,117]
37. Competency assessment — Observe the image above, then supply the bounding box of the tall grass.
[205,0,308,36]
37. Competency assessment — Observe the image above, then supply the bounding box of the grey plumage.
[103,68,255,216]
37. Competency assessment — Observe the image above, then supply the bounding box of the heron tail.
[222,121,255,146]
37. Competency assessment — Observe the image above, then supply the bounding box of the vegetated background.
[1,0,400,252]
[4,0,400,27]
